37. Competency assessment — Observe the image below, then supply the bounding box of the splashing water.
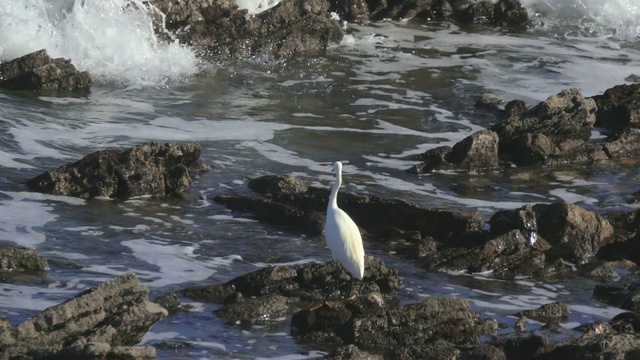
[0,0,200,85]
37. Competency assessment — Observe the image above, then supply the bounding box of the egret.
[323,161,365,300]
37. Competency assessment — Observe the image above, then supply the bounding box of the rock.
[591,83,640,135]
[329,0,371,23]
[154,292,182,313]
[0,272,165,359]
[603,128,640,158]
[593,282,640,313]
[214,293,289,324]
[151,0,344,59]
[489,204,538,239]
[492,88,597,166]
[0,247,48,273]
[533,203,614,264]
[516,302,570,323]
[183,257,401,305]
[443,129,501,171]
[0,49,92,91]
[610,312,640,334]
[420,229,551,279]
[325,344,383,360]
[578,260,615,280]
[27,142,211,199]
[498,336,549,360]
[216,174,485,246]
[541,333,640,360]
[573,320,613,336]
[391,341,506,360]
[291,297,498,347]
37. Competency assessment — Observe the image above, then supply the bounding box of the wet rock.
[0,49,92,91]
[154,292,182,313]
[541,333,640,360]
[325,344,383,360]
[214,293,289,324]
[183,257,401,306]
[410,130,500,172]
[591,82,640,135]
[151,0,344,59]
[603,128,640,158]
[499,335,549,360]
[216,174,485,245]
[610,312,640,334]
[391,341,506,360]
[214,195,325,235]
[0,247,48,273]
[488,204,538,239]
[574,320,613,336]
[578,260,615,280]
[516,302,570,323]
[421,229,551,279]
[534,203,614,264]
[292,297,498,347]
[0,272,165,359]
[27,142,211,199]
[593,282,640,313]
[493,88,597,166]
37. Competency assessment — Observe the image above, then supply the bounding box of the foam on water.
[0,0,199,85]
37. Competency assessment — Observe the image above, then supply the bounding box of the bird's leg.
[345,275,357,301]
[321,260,342,303]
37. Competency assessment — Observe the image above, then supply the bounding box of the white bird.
[324,161,365,296]
[235,0,281,16]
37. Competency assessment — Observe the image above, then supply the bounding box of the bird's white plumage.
[325,161,365,280]
[235,0,282,16]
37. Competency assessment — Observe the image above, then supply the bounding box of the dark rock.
[420,229,551,279]
[0,247,48,273]
[492,88,597,166]
[292,297,498,347]
[409,130,499,172]
[214,195,325,235]
[154,292,181,313]
[534,203,614,264]
[610,312,640,333]
[593,282,640,313]
[329,0,371,23]
[0,49,92,91]
[488,204,538,238]
[515,133,556,166]
[27,142,211,199]
[324,344,383,360]
[0,272,165,359]
[516,302,570,323]
[591,83,640,135]
[391,341,506,360]
[603,128,640,158]
[151,0,344,59]
[540,333,640,360]
[183,257,401,304]
[500,335,549,360]
[216,174,485,246]
[214,293,289,324]
[573,320,613,336]
[578,260,615,280]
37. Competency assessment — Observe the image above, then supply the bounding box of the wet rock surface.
[151,0,343,59]
[0,247,48,273]
[0,49,92,91]
[0,272,166,359]
[27,142,211,199]
[410,85,640,173]
[516,302,570,323]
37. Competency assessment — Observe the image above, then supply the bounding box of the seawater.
[0,0,639,358]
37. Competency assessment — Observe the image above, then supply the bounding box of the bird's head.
[332,161,343,174]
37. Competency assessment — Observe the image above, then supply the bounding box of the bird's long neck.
[329,169,342,209]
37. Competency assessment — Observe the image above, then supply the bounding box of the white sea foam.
[0,0,199,85]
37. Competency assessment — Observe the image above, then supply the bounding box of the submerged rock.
[27,142,211,199]
[0,272,166,359]
[0,49,92,91]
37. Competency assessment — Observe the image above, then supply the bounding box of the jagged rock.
[516,302,570,323]
[610,312,640,334]
[488,205,538,238]
[408,130,499,172]
[492,88,597,165]
[391,341,506,360]
[541,333,640,360]
[151,0,344,59]
[0,247,48,273]
[496,336,549,360]
[573,321,613,336]
[154,292,181,313]
[214,293,289,324]
[578,260,615,280]
[0,49,92,91]
[591,83,640,135]
[291,297,498,347]
[0,272,166,359]
[325,344,383,360]
[26,142,211,199]
[533,203,614,264]
[593,282,640,313]
[183,257,401,305]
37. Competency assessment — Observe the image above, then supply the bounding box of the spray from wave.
[0,0,200,85]
[522,0,640,39]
